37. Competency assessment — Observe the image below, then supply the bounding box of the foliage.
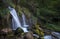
[32,24,44,37]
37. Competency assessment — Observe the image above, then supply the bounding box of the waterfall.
[12,18,17,30]
[22,13,29,28]
[8,7,22,29]
[8,7,28,32]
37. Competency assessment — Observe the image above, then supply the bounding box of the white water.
[44,32,60,39]
[44,35,52,39]
[22,13,29,28]
[52,32,60,39]
[8,7,28,32]
[12,18,17,30]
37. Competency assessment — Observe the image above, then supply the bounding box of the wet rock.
[33,34,39,38]
[51,32,60,39]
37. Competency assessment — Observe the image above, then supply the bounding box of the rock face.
[24,32,34,39]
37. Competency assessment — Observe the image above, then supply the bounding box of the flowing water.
[44,32,60,39]
[52,32,60,39]
[8,7,28,32]
[22,13,29,28]
[44,35,52,39]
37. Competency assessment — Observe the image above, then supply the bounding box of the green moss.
[32,24,44,37]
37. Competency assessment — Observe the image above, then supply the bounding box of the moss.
[33,24,44,38]
[14,27,24,36]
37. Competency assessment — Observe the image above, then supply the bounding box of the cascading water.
[12,18,17,30]
[8,6,28,32]
[8,7,22,30]
[44,32,60,39]
[22,13,29,28]
[44,35,52,39]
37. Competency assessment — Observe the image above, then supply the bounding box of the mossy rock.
[14,27,24,36]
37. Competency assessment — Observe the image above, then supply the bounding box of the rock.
[24,32,34,39]
[52,36,57,39]
[1,28,12,33]
[51,32,60,39]
[33,34,39,38]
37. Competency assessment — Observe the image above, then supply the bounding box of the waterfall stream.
[22,13,29,28]
[44,35,52,39]
[8,7,28,32]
